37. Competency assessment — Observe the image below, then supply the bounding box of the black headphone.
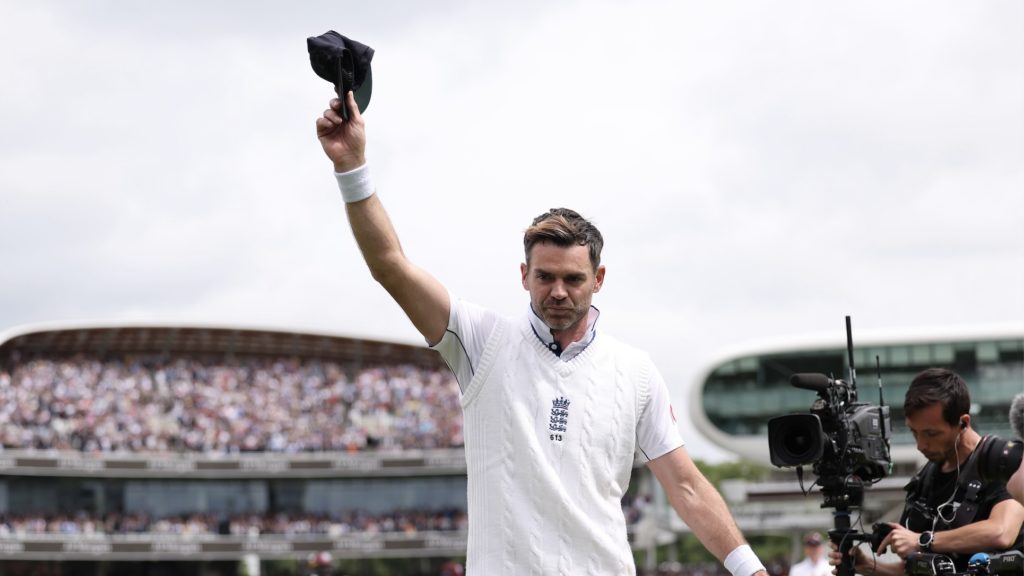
[959,417,967,429]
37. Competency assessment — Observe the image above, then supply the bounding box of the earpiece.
[959,418,967,430]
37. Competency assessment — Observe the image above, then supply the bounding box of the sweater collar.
[527,304,600,361]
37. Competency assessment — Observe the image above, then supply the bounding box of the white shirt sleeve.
[430,292,501,394]
[636,363,685,461]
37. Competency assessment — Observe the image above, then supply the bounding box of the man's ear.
[521,262,529,290]
[593,265,606,292]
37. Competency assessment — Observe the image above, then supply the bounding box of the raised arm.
[647,447,767,576]
[316,93,450,345]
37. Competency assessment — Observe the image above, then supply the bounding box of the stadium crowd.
[0,355,463,453]
[0,509,468,537]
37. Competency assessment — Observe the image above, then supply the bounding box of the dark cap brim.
[353,66,371,114]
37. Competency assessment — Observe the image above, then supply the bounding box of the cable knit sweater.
[459,313,654,575]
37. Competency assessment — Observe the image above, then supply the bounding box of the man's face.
[521,242,605,333]
[804,543,823,561]
[906,403,961,464]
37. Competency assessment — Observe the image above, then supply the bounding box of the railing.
[0,525,656,561]
[0,449,468,478]
[0,531,467,561]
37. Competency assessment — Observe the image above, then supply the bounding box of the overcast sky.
[2,1,1022,461]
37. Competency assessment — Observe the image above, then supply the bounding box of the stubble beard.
[542,302,587,332]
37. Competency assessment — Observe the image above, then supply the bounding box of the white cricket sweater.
[460,313,654,575]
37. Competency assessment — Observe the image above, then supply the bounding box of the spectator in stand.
[788,532,830,576]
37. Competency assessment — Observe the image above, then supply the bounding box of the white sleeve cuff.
[724,544,765,576]
[334,163,375,203]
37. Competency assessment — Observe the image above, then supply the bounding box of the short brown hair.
[903,368,970,426]
[524,208,604,270]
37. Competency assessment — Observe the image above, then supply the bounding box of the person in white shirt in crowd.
[788,532,831,576]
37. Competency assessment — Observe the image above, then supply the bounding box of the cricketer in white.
[316,92,768,576]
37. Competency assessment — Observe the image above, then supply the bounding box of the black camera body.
[768,373,892,493]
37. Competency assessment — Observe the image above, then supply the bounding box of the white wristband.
[723,544,765,576]
[334,163,375,203]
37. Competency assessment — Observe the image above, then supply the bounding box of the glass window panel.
[997,340,1024,363]
[761,390,781,412]
[932,344,954,363]
[305,477,466,514]
[997,339,1024,352]
[123,480,269,517]
[910,346,930,364]
[889,347,910,366]
[867,348,887,367]
[977,342,999,362]
[738,357,758,372]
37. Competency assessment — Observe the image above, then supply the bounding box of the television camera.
[767,317,893,576]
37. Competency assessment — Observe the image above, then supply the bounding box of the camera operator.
[830,368,1024,575]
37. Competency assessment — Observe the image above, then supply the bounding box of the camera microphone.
[790,373,833,393]
[1010,393,1024,440]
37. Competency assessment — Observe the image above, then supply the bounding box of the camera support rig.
[830,317,878,576]
[825,475,874,576]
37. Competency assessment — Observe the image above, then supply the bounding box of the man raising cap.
[315,90,769,575]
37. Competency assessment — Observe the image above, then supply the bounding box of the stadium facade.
[689,324,1024,465]
[678,324,1024,548]
[0,322,469,572]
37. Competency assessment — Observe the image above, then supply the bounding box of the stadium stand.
[1,355,463,453]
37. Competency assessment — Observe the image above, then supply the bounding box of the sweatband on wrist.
[334,163,375,203]
[724,544,765,576]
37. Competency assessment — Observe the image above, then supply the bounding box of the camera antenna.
[845,316,857,391]
[876,355,892,466]
[875,355,885,408]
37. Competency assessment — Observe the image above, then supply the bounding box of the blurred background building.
[680,325,1023,563]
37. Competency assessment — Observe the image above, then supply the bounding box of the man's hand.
[316,91,366,173]
[828,542,872,576]
[828,540,910,576]
[877,523,919,559]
